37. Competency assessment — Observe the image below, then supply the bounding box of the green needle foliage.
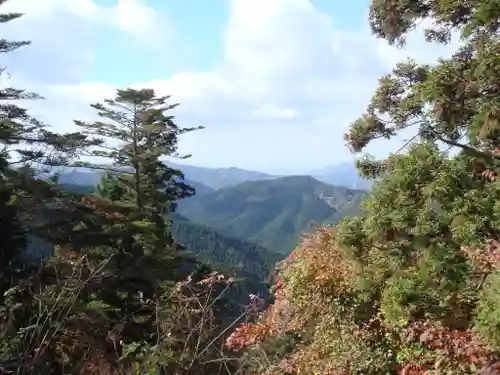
[0,4,246,374]
[0,0,98,292]
[74,88,202,257]
[226,1,500,374]
[338,0,500,372]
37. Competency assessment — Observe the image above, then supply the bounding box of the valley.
[177,174,366,254]
[51,163,367,279]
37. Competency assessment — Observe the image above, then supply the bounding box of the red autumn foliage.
[477,147,500,181]
[78,195,125,219]
[462,239,500,272]
[400,321,492,367]
[226,227,500,375]
[225,323,270,350]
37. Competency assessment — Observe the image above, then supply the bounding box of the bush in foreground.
[227,224,500,374]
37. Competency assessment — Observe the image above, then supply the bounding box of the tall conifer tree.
[75,88,201,257]
[0,0,97,287]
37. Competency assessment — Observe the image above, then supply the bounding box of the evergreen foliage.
[0,0,98,298]
[226,1,500,374]
[0,5,248,373]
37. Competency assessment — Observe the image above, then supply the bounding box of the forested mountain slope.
[48,183,279,285]
[178,175,365,253]
[171,213,280,281]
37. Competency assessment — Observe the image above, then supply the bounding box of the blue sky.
[3,0,458,174]
[83,0,367,84]
[83,1,229,83]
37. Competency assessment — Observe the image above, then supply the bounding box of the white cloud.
[107,0,171,46]
[1,0,170,84]
[2,0,461,173]
[252,105,298,120]
[2,0,168,45]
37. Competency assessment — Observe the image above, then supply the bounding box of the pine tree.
[74,88,201,256]
[71,88,204,319]
[68,89,239,374]
[0,0,99,287]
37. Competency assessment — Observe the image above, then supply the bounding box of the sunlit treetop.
[369,0,500,46]
[347,0,500,179]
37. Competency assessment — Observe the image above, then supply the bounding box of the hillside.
[177,175,366,254]
[50,183,279,284]
[184,179,215,196]
[171,213,280,302]
[175,215,279,283]
[52,171,365,255]
[171,213,279,281]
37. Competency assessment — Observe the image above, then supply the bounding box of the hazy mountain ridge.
[309,162,373,190]
[171,161,373,190]
[47,161,372,191]
[51,167,215,196]
[165,161,276,190]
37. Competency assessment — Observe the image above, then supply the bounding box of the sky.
[2,0,459,174]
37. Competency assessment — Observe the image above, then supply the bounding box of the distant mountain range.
[309,162,373,190]
[166,162,275,190]
[168,161,373,190]
[48,161,372,191]
[51,167,216,196]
